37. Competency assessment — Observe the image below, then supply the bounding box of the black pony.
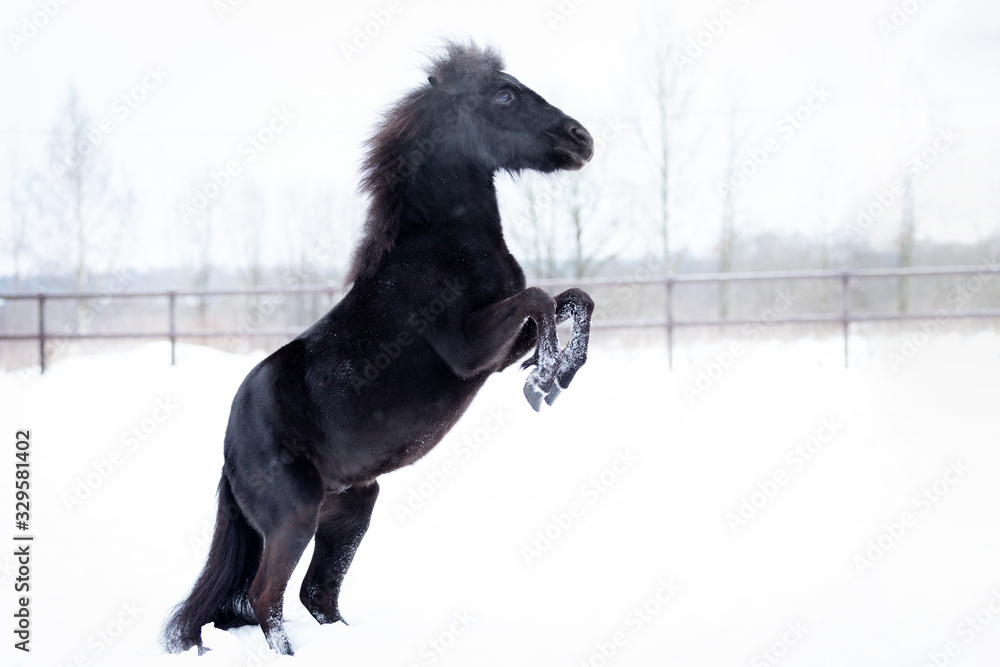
[162,40,595,656]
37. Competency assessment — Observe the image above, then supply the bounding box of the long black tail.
[161,473,263,653]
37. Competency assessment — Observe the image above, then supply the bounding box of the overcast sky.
[2,0,999,274]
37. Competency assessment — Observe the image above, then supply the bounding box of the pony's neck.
[402,154,501,236]
[346,124,506,285]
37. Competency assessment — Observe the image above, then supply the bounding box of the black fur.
[162,39,596,656]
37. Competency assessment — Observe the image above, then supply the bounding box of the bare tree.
[812,163,837,313]
[182,181,221,325]
[897,173,916,312]
[628,3,697,277]
[6,147,33,292]
[231,183,267,319]
[647,40,690,273]
[718,107,742,318]
[235,184,266,288]
[281,187,337,321]
[507,175,560,278]
[563,173,618,278]
[43,88,133,331]
[506,167,619,280]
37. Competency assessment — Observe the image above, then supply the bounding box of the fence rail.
[2,265,998,372]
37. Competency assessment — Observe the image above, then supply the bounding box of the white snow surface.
[3,333,1000,666]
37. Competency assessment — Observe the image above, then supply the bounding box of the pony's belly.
[317,383,481,487]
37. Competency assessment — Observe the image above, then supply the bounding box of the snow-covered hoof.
[543,381,564,406]
[267,631,294,656]
[309,609,345,625]
[524,380,547,411]
[524,357,558,411]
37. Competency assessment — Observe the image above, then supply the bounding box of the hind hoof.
[311,610,345,626]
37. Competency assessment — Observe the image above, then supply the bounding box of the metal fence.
[2,264,999,372]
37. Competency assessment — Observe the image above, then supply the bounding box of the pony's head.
[423,40,594,173]
[350,40,595,285]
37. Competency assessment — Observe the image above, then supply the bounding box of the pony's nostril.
[568,124,592,146]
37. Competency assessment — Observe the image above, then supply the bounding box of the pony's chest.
[453,244,525,301]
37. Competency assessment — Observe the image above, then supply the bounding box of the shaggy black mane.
[345,40,506,285]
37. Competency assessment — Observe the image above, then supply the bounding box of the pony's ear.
[427,69,468,97]
[428,74,458,95]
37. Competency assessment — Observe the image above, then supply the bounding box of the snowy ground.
[2,332,1000,666]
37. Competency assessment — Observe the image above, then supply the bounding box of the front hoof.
[524,381,546,412]
[543,381,564,406]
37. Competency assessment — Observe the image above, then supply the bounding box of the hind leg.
[239,463,323,656]
[300,482,379,625]
[247,506,319,655]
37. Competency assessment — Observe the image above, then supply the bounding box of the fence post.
[38,291,46,374]
[841,271,851,368]
[168,289,177,366]
[666,275,674,370]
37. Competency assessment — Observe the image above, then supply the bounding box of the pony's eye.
[495,91,514,106]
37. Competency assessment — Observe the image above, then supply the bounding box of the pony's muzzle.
[558,121,595,168]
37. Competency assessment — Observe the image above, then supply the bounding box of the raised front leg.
[521,288,594,407]
[424,286,560,395]
[422,285,591,411]
[547,288,594,405]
